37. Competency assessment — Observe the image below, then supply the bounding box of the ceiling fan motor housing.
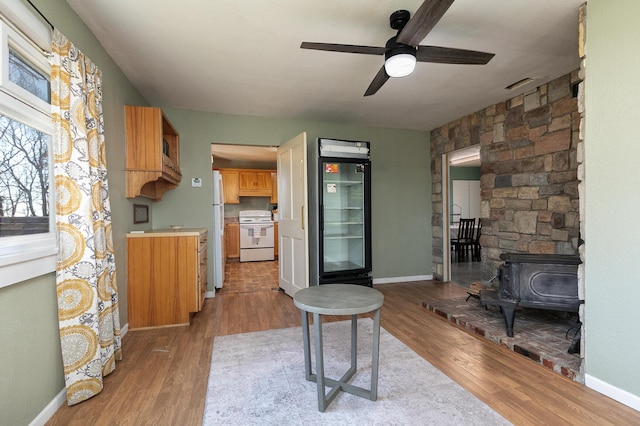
[384,36,416,60]
[390,10,411,31]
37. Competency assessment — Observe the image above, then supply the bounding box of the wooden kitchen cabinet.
[238,170,272,196]
[125,105,181,200]
[225,222,240,260]
[127,229,207,329]
[219,169,240,204]
[218,168,277,200]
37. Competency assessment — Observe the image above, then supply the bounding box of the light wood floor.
[46,279,640,425]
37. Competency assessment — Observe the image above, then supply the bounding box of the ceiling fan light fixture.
[385,53,416,78]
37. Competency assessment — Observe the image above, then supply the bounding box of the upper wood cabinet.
[238,170,272,196]
[219,169,240,204]
[218,168,276,200]
[125,105,181,200]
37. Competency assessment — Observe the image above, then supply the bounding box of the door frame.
[442,144,482,282]
[442,153,452,282]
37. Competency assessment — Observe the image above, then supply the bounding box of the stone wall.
[431,71,581,282]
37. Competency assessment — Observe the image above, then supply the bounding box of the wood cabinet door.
[226,223,240,259]
[254,171,272,190]
[127,236,196,328]
[220,170,240,203]
[238,170,272,195]
[238,170,256,190]
[197,235,207,311]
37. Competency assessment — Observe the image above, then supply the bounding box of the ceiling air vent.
[505,77,534,91]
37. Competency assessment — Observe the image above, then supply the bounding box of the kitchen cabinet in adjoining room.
[219,169,240,204]
[238,169,272,196]
[218,168,278,203]
[225,222,240,260]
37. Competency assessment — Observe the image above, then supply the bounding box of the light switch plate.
[191,177,202,187]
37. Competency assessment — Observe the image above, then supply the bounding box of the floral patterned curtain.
[51,29,122,406]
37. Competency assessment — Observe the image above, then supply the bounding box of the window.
[0,19,55,288]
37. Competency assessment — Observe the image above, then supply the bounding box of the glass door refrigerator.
[308,138,372,286]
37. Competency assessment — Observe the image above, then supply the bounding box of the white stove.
[239,210,275,262]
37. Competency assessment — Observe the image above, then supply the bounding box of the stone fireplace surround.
[430,68,585,379]
[430,70,581,284]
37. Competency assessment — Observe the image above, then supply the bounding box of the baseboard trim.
[585,374,640,412]
[373,275,433,284]
[29,388,66,426]
[206,290,216,298]
[30,323,130,425]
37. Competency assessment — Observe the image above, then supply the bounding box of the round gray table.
[293,284,384,412]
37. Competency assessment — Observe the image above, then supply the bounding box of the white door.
[277,133,308,297]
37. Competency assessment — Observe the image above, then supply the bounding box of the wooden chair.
[472,220,482,261]
[452,218,475,261]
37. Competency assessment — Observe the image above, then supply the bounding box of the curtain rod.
[26,0,53,30]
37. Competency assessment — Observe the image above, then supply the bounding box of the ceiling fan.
[300,0,495,96]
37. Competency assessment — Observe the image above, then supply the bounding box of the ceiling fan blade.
[364,66,390,97]
[416,45,494,64]
[300,42,386,56]
[397,0,455,47]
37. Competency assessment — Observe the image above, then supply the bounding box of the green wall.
[157,109,431,282]
[450,166,481,181]
[584,0,640,402]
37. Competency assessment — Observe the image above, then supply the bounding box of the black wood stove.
[480,253,582,337]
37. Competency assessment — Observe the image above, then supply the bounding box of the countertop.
[126,228,207,238]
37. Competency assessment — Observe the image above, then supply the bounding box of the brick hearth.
[423,297,582,382]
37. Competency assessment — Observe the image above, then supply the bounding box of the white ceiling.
[66,0,584,132]
[211,144,277,163]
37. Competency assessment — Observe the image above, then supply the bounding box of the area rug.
[203,320,510,425]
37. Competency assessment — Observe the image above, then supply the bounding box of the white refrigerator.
[212,170,225,288]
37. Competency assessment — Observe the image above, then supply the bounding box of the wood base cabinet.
[225,222,240,260]
[127,229,207,329]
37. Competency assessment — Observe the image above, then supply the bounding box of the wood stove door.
[518,262,580,311]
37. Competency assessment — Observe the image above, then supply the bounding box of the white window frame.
[0,16,55,288]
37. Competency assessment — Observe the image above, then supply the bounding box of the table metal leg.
[370,307,380,400]
[313,312,326,411]
[301,311,312,380]
[302,310,380,411]
[351,314,357,371]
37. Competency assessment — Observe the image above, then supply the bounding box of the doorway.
[443,145,482,287]
[211,143,279,294]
